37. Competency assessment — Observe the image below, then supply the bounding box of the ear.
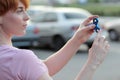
[0,16,3,24]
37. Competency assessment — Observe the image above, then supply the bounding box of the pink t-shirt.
[0,45,48,80]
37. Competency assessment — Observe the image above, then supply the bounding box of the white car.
[13,6,108,50]
[103,19,120,41]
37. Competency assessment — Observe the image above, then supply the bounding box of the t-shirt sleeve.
[13,50,48,80]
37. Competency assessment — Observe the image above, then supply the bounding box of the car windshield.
[28,11,45,22]
[64,12,89,19]
[29,12,58,22]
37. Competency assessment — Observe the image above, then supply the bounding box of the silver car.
[104,19,120,41]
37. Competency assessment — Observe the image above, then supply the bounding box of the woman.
[0,0,110,80]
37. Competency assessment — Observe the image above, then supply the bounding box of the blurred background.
[13,0,120,80]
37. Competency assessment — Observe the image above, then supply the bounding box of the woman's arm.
[38,72,53,80]
[75,31,110,80]
[44,15,99,76]
[38,30,109,80]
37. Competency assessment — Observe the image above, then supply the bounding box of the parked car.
[104,19,120,41]
[12,6,108,50]
[12,23,41,47]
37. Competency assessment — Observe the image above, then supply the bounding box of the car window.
[29,12,58,22]
[27,10,45,23]
[64,12,88,19]
[27,10,43,18]
[41,12,58,22]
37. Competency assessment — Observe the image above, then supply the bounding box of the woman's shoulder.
[0,45,32,53]
[13,48,37,60]
[0,45,41,63]
[12,46,35,56]
[0,45,36,60]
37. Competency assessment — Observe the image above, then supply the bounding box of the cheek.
[3,14,23,35]
[4,15,22,27]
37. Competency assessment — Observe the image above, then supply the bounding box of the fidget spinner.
[93,18,100,33]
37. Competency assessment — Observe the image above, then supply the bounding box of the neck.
[0,29,12,46]
[0,39,12,46]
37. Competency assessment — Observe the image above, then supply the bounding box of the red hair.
[0,0,30,16]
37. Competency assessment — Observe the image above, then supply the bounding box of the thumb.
[83,24,95,31]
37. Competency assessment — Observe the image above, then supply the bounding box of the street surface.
[31,41,120,80]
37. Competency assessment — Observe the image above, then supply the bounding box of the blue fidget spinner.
[93,18,100,33]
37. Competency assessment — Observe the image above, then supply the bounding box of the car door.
[35,12,59,37]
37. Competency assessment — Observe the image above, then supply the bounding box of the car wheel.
[109,30,119,41]
[52,36,65,51]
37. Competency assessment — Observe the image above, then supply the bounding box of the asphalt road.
[31,41,120,80]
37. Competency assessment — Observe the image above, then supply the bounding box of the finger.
[82,24,95,31]
[99,35,106,44]
[93,30,103,46]
[82,15,99,26]
[104,41,110,50]
[94,30,102,43]
[106,44,110,50]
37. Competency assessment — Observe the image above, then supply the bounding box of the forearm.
[44,38,82,76]
[75,60,96,80]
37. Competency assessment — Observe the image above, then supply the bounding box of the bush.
[56,3,120,16]
[88,0,101,3]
